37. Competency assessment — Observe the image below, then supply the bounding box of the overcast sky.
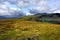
[0,0,60,16]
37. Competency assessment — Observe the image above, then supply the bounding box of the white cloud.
[29,6,50,14]
[0,0,60,17]
[0,0,47,10]
[38,0,47,6]
[0,9,8,13]
[0,4,24,17]
[0,5,8,9]
[10,8,21,11]
[53,10,60,13]
[25,11,34,15]
[17,1,25,7]
[17,0,30,8]
[0,5,9,16]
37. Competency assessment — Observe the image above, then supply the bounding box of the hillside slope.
[0,18,60,40]
[21,13,60,24]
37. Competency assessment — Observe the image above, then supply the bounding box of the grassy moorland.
[0,18,60,40]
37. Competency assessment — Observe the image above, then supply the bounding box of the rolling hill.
[0,13,60,40]
[21,13,60,24]
[0,17,60,40]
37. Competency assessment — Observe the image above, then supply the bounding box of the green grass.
[0,18,60,40]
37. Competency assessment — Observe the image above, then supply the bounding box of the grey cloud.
[5,10,25,18]
[29,9,40,14]
[0,0,60,16]
[0,0,48,8]
[29,6,51,14]
[6,0,18,4]
[0,4,25,17]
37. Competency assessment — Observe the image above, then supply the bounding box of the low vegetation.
[0,18,60,40]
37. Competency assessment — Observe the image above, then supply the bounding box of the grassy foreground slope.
[0,18,60,40]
